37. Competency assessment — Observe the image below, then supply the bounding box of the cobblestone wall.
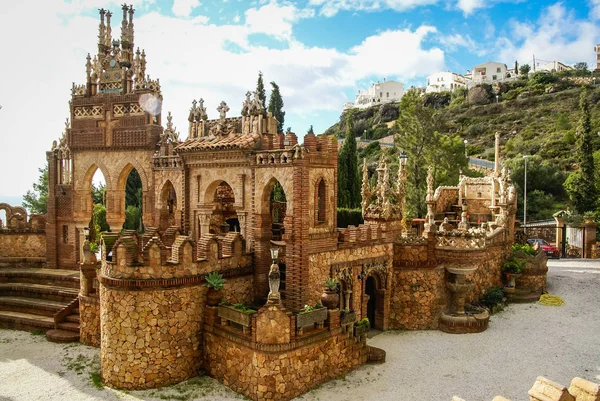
[79,295,100,347]
[0,232,46,258]
[204,330,367,401]
[100,285,203,389]
[389,267,446,330]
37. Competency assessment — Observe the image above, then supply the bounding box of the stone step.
[57,321,80,332]
[0,257,46,269]
[0,268,80,289]
[65,314,80,323]
[0,283,79,303]
[0,296,68,317]
[46,329,79,343]
[0,310,54,332]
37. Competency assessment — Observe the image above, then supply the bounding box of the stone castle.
[0,7,547,401]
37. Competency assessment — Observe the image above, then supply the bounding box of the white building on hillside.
[426,72,466,93]
[343,79,405,110]
[533,61,572,73]
[468,61,516,87]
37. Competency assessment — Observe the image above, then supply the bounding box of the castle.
[0,8,546,401]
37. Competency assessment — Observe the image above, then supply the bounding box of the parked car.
[527,238,560,258]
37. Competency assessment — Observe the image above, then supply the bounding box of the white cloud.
[496,3,599,67]
[439,33,476,51]
[309,0,438,17]
[245,2,315,41]
[172,0,200,17]
[456,0,483,15]
[591,0,600,20]
[0,0,444,197]
[233,14,240,23]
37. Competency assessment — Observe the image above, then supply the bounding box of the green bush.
[512,243,536,256]
[337,208,363,228]
[481,287,505,311]
[502,258,526,274]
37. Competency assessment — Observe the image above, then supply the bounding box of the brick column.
[46,151,59,269]
[583,221,598,259]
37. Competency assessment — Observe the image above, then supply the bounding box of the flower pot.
[206,288,222,306]
[321,289,339,310]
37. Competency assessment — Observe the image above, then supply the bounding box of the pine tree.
[337,114,360,209]
[256,71,266,111]
[267,81,285,133]
[22,165,48,214]
[514,60,519,76]
[564,90,598,213]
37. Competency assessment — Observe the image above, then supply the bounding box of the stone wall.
[222,275,254,305]
[525,226,556,243]
[389,267,446,330]
[0,232,46,259]
[100,284,203,389]
[466,245,506,302]
[204,328,367,401]
[79,295,100,347]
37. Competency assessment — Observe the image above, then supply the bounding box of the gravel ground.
[1,259,599,401]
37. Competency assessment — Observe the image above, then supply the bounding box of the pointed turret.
[105,10,112,48]
[98,8,106,59]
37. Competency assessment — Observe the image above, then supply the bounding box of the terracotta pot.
[206,288,222,306]
[321,289,339,310]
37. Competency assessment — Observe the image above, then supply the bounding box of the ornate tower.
[46,7,163,269]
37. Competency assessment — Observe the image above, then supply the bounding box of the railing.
[468,157,501,170]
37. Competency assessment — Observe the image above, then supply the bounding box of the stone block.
[529,376,575,401]
[568,377,600,401]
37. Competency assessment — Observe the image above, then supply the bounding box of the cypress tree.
[338,114,360,208]
[256,71,266,110]
[267,81,285,133]
[564,90,598,213]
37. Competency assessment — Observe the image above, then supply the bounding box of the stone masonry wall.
[0,232,46,258]
[466,246,505,302]
[79,295,100,347]
[100,285,203,389]
[389,267,447,330]
[204,330,368,401]
[308,243,393,306]
[222,275,254,305]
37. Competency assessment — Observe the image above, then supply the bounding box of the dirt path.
[1,259,599,401]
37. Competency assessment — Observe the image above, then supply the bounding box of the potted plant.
[583,211,596,224]
[205,271,225,306]
[502,258,525,289]
[353,317,370,337]
[321,277,339,309]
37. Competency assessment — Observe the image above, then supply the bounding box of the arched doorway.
[365,276,377,328]
[123,168,143,232]
[212,181,238,234]
[269,181,287,241]
[159,180,178,230]
[88,168,109,250]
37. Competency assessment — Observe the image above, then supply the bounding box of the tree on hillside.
[396,90,466,218]
[91,183,106,206]
[256,71,266,110]
[574,62,588,71]
[267,81,285,133]
[519,64,531,76]
[22,165,48,214]
[307,125,314,134]
[514,60,519,76]
[338,114,360,209]
[123,169,143,231]
[564,90,598,214]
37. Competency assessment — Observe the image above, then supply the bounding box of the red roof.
[175,132,262,152]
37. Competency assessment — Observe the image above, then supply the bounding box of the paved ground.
[0,259,599,401]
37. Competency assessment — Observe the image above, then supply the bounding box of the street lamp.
[523,155,529,231]
[495,94,499,104]
[398,151,409,233]
[83,226,90,241]
[463,139,468,159]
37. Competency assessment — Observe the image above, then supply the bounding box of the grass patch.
[90,371,104,389]
[31,329,45,336]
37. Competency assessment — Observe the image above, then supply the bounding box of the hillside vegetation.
[325,72,600,221]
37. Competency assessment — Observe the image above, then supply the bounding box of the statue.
[241,91,251,116]
[426,165,434,202]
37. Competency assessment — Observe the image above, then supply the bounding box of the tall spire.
[98,8,106,57]
[105,10,112,47]
[120,4,132,66]
[128,5,135,52]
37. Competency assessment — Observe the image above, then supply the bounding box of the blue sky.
[0,0,599,199]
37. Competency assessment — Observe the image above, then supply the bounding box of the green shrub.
[354,317,370,327]
[512,243,536,256]
[337,208,363,228]
[502,258,526,274]
[481,287,505,311]
[205,272,225,290]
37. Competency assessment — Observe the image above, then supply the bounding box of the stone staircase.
[0,265,81,342]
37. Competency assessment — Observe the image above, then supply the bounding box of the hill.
[325,75,600,221]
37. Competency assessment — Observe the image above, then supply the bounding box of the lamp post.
[83,226,90,241]
[523,155,529,231]
[463,139,468,159]
[495,94,499,104]
[398,151,409,233]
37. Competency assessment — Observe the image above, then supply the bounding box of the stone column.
[554,215,566,256]
[582,221,598,259]
[494,132,500,174]
[198,213,211,238]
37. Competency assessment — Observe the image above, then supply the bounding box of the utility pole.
[523,155,529,232]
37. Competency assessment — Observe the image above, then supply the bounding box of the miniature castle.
[0,8,544,401]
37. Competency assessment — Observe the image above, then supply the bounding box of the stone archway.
[158,180,179,231]
[365,276,377,329]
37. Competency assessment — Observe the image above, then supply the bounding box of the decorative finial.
[166,111,174,131]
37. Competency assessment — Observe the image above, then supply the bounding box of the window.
[496,67,501,73]
[380,92,383,97]
[63,225,68,243]
[492,75,497,80]
[386,92,389,98]
[316,179,326,224]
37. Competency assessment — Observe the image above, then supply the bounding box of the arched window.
[316,179,326,224]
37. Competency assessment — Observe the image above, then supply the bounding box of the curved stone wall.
[100,284,203,389]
